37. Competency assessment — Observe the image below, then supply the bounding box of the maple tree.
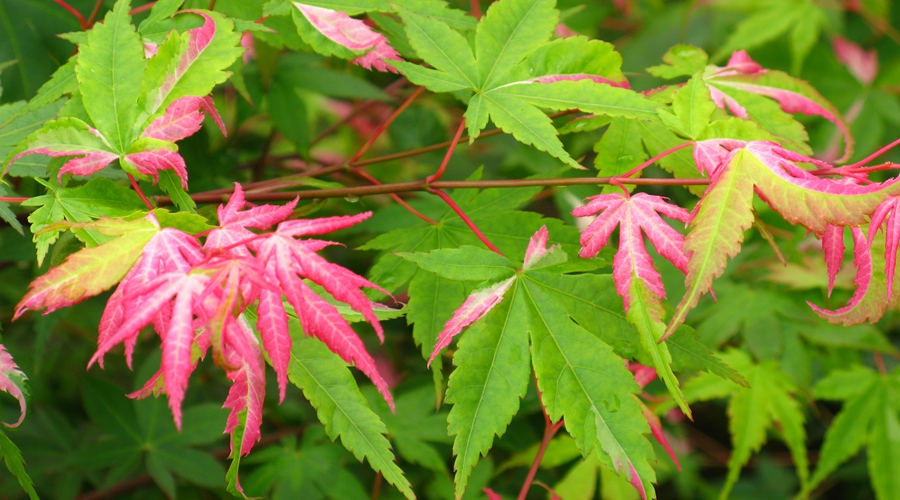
[1,0,900,499]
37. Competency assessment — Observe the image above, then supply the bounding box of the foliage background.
[1,0,899,499]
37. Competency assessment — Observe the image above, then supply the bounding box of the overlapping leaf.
[390,0,658,167]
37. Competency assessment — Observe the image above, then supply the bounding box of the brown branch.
[152,177,710,205]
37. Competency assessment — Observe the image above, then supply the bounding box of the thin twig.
[350,168,437,224]
[430,188,504,255]
[128,175,155,210]
[53,0,87,29]
[350,86,424,164]
[426,118,466,183]
[85,0,104,27]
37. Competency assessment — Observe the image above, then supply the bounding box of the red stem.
[519,374,565,500]
[349,87,424,164]
[53,0,87,29]
[128,175,155,210]
[0,197,29,203]
[351,168,437,224]
[129,2,156,16]
[470,0,483,19]
[85,0,104,27]
[427,118,467,183]
[845,136,900,170]
[430,188,503,255]
[618,140,694,179]
[874,352,888,375]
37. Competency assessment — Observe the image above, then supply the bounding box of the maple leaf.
[404,229,658,499]
[676,349,809,499]
[833,36,878,86]
[292,3,402,72]
[0,344,28,428]
[806,365,900,500]
[572,192,692,416]
[390,0,658,168]
[667,140,900,336]
[705,51,853,161]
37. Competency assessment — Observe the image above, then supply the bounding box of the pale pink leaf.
[521,74,630,88]
[573,192,689,309]
[152,10,218,113]
[822,224,845,297]
[833,37,878,86]
[124,149,188,188]
[57,151,120,179]
[0,344,27,428]
[707,86,748,118]
[627,361,658,389]
[143,41,159,59]
[723,50,763,74]
[523,226,560,270]
[293,3,401,72]
[483,488,504,500]
[205,184,299,254]
[427,276,516,366]
[142,96,208,142]
[692,139,748,177]
[161,274,206,429]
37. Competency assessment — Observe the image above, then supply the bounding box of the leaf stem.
[426,118,466,183]
[349,86,424,164]
[617,140,695,179]
[128,174,155,210]
[85,0,104,27]
[429,188,504,255]
[519,375,565,500]
[53,0,87,29]
[0,197,28,203]
[129,2,156,16]
[311,77,409,146]
[844,136,900,170]
[874,352,888,375]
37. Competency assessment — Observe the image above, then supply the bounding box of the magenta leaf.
[867,195,900,299]
[293,3,401,72]
[142,95,226,142]
[522,74,630,88]
[124,148,188,188]
[523,225,561,270]
[640,402,681,471]
[0,344,28,428]
[572,192,690,309]
[204,183,299,254]
[223,316,266,457]
[822,224,846,297]
[427,276,516,365]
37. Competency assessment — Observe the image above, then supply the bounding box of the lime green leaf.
[626,279,690,418]
[868,397,900,500]
[475,0,557,89]
[593,118,646,187]
[657,72,716,140]
[398,246,516,282]
[667,328,748,387]
[524,280,656,499]
[76,0,146,153]
[445,283,531,499]
[158,169,196,212]
[0,429,38,500]
[712,1,804,65]
[4,117,116,175]
[647,45,709,79]
[394,6,477,88]
[289,334,414,499]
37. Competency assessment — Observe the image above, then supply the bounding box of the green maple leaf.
[391,0,659,167]
[402,239,657,499]
[712,0,827,74]
[677,349,808,499]
[288,331,414,500]
[807,365,900,500]
[22,178,146,266]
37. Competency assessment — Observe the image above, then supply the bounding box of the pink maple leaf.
[293,3,402,72]
[833,36,878,86]
[706,51,854,162]
[427,276,516,366]
[524,74,630,88]
[627,361,682,471]
[152,10,218,112]
[124,149,189,188]
[204,183,298,255]
[143,96,226,142]
[222,315,266,457]
[822,224,846,297]
[0,344,27,428]
[523,225,561,269]
[572,192,690,309]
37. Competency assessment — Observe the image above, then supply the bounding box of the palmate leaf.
[808,365,900,500]
[392,0,658,167]
[289,333,413,500]
[75,0,146,153]
[680,350,808,499]
[667,141,900,337]
[406,231,659,499]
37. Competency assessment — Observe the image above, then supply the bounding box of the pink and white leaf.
[822,224,845,297]
[161,273,207,429]
[833,37,878,86]
[256,288,291,402]
[522,74,630,88]
[142,96,226,142]
[428,276,516,366]
[693,139,748,177]
[523,226,561,270]
[293,3,401,72]
[152,11,218,114]
[205,184,299,254]
[124,149,188,188]
[56,152,121,179]
[0,344,27,428]
[573,193,689,309]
